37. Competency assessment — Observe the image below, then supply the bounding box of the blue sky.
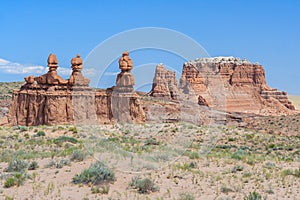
[0,0,299,94]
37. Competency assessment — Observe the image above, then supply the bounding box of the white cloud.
[0,58,70,76]
[103,71,118,76]
[57,67,72,76]
[83,68,98,76]
[0,58,10,65]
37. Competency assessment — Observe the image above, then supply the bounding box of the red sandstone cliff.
[179,57,295,114]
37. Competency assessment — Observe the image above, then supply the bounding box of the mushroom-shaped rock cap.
[47,53,58,66]
[122,51,129,56]
[119,51,133,71]
[71,54,83,66]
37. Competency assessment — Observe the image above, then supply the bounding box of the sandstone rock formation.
[179,56,295,115]
[69,54,90,86]
[149,64,179,100]
[112,51,145,123]
[9,53,145,126]
[27,53,68,85]
[115,51,135,93]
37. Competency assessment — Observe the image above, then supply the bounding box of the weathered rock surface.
[115,51,135,93]
[112,51,146,123]
[179,56,295,115]
[9,53,145,126]
[149,64,179,100]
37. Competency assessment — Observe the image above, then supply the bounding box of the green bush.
[129,177,159,194]
[70,150,87,162]
[244,191,265,200]
[14,173,26,186]
[4,173,26,188]
[34,131,45,137]
[293,168,300,178]
[188,151,200,159]
[72,161,115,185]
[178,192,195,200]
[54,136,78,145]
[19,126,28,132]
[144,138,160,146]
[4,177,16,188]
[69,126,77,133]
[28,161,39,170]
[231,165,244,173]
[5,159,28,173]
[46,159,70,169]
[231,149,247,160]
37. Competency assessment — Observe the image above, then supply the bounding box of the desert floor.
[0,120,299,200]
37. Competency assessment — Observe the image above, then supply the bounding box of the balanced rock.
[112,51,145,123]
[69,54,90,86]
[115,51,135,93]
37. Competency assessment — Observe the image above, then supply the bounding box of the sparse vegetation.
[72,161,115,185]
[70,150,87,162]
[178,192,195,200]
[0,119,299,198]
[129,176,159,194]
[5,159,28,173]
[28,161,39,170]
[4,173,26,188]
[244,191,265,200]
[34,131,45,137]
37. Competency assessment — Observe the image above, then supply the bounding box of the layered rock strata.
[149,64,179,100]
[9,52,145,126]
[179,56,295,114]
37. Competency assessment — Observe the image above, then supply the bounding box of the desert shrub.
[231,149,247,160]
[13,173,26,186]
[221,185,234,194]
[24,133,30,139]
[129,177,159,194]
[68,126,77,133]
[244,191,265,200]
[54,136,78,146]
[175,162,197,171]
[188,151,200,159]
[46,159,70,169]
[72,161,115,185]
[70,150,87,162]
[263,161,275,169]
[178,192,195,200]
[189,161,197,169]
[5,159,28,173]
[281,169,293,178]
[91,185,110,194]
[144,138,160,146]
[4,177,16,188]
[28,161,39,170]
[34,131,45,137]
[4,173,26,188]
[293,168,300,178]
[19,126,28,132]
[231,165,244,173]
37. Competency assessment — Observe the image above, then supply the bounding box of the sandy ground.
[0,123,299,200]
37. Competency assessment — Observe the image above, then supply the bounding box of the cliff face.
[179,57,295,114]
[9,52,145,126]
[149,64,179,100]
